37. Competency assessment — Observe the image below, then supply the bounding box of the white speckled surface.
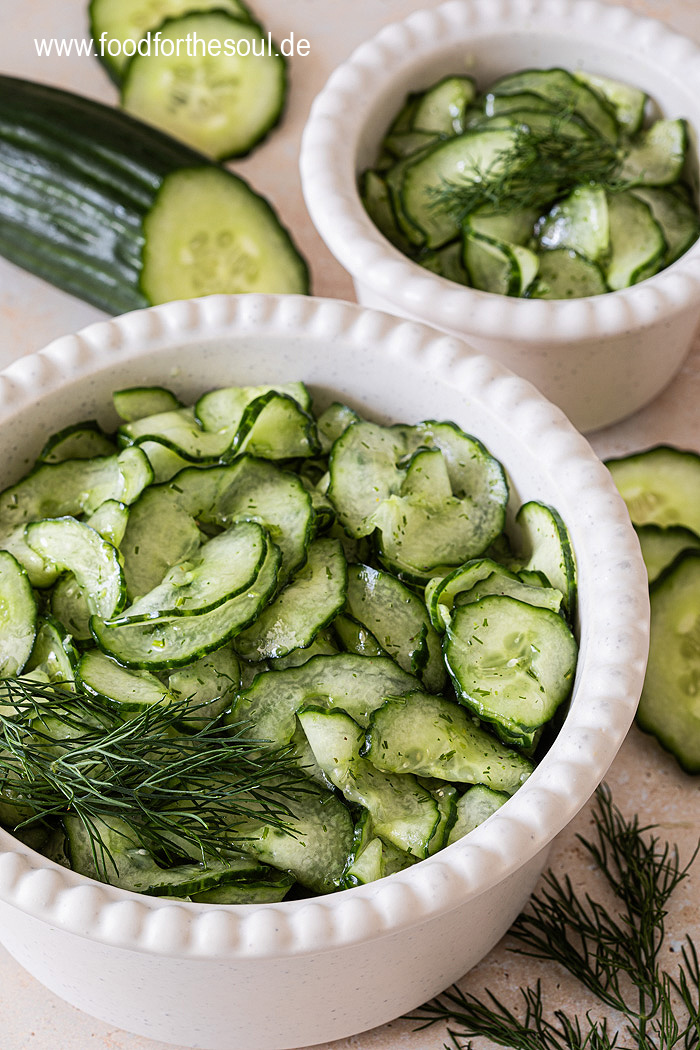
[0,2,698,1049]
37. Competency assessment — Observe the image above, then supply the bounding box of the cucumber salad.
[361,67,700,298]
[0,382,578,902]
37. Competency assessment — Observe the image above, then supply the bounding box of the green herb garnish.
[409,786,700,1048]
[430,112,623,222]
[0,675,308,876]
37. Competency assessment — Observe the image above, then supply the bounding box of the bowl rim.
[299,0,700,342]
[0,292,649,961]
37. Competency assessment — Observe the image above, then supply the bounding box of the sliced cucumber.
[536,184,609,264]
[234,537,347,661]
[411,75,476,136]
[121,11,286,160]
[487,67,619,142]
[86,500,129,547]
[229,653,419,747]
[606,445,700,533]
[364,691,532,793]
[107,520,268,623]
[344,563,445,692]
[167,644,241,728]
[89,0,253,82]
[463,231,538,296]
[400,128,519,247]
[619,118,688,186]
[25,518,126,621]
[91,537,280,668]
[298,706,442,859]
[528,248,608,299]
[0,551,37,676]
[38,422,116,464]
[447,784,510,844]
[120,487,203,600]
[638,549,700,772]
[635,522,700,584]
[630,185,700,267]
[113,386,183,422]
[444,595,578,745]
[575,71,647,133]
[513,500,577,614]
[76,649,175,712]
[24,615,78,687]
[605,191,665,289]
[140,166,309,303]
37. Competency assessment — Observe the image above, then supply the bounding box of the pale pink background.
[0,1,698,1047]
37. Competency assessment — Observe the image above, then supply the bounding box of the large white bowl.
[0,294,648,1050]
[300,0,700,432]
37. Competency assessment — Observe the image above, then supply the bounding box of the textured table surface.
[0,1,698,1048]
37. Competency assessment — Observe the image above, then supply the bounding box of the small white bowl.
[0,294,647,1049]
[300,0,700,432]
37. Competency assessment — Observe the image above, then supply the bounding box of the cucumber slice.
[463,232,539,296]
[359,169,416,255]
[447,784,510,844]
[121,11,286,160]
[384,130,442,159]
[606,445,700,533]
[120,487,203,600]
[50,575,94,642]
[89,0,253,82]
[0,550,37,676]
[411,75,476,136]
[231,777,355,895]
[344,563,446,692]
[364,692,533,793]
[605,191,665,289]
[638,549,700,772]
[190,869,294,904]
[467,204,539,247]
[119,405,234,462]
[574,71,647,134]
[38,421,116,464]
[513,500,577,615]
[76,649,175,712]
[400,128,519,247]
[167,644,241,728]
[108,520,268,623]
[635,523,700,584]
[195,382,311,429]
[86,500,129,547]
[487,68,619,142]
[91,537,281,668]
[619,118,688,186]
[24,615,78,687]
[332,613,385,658]
[419,241,471,286]
[229,653,419,747]
[113,386,183,422]
[140,166,309,302]
[456,568,564,614]
[536,184,609,264]
[25,518,126,621]
[298,706,442,859]
[444,595,578,744]
[234,537,347,661]
[316,402,361,455]
[631,186,700,266]
[528,248,608,299]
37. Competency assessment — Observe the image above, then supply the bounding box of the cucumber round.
[90,0,253,82]
[140,166,309,302]
[121,11,286,160]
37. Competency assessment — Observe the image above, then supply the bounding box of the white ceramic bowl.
[300,0,700,433]
[0,294,648,1050]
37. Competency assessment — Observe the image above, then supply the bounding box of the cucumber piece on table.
[606,445,700,534]
[638,549,700,772]
[635,522,700,584]
[0,76,308,314]
[141,166,309,303]
[121,11,286,160]
[89,0,253,82]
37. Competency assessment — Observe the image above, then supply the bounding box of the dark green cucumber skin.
[0,75,309,313]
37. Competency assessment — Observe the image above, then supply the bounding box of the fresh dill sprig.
[408,785,700,1049]
[0,675,309,876]
[429,111,624,222]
